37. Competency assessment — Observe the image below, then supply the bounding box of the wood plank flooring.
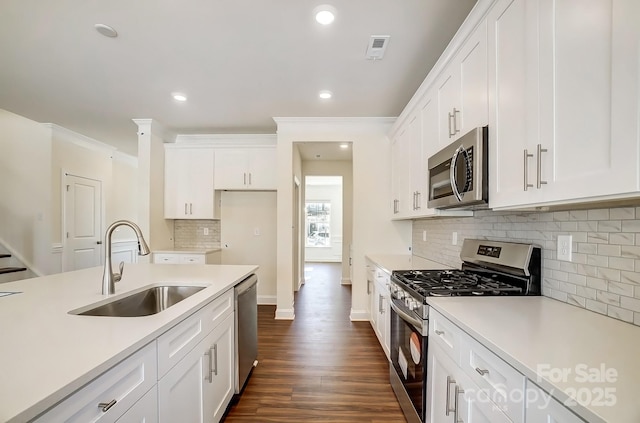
[223,263,406,422]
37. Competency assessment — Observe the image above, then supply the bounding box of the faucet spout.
[102,220,151,295]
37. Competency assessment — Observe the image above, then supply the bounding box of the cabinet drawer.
[153,254,179,264]
[115,384,158,423]
[157,289,234,377]
[460,335,525,423]
[35,342,157,423]
[180,254,205,264]
[429,310,462,363]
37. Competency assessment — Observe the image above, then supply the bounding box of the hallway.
[223,262,406,422]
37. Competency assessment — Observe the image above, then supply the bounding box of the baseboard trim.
[349,309,370,321]
[275,308,295,320]
[258,295,276,305]
[341,277,351,285]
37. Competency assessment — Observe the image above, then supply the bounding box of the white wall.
[134,119,174,259]
[0,109,53,275]
[275,118,412,320]
[220,191,277,304]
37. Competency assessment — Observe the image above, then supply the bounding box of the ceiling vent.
[365,35,390,60]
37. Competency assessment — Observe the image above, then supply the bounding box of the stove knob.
[407,299,418,310]
[397,290,405,300]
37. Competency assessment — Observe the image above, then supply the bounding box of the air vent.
[365,35,390,60]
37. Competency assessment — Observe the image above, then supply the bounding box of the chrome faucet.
[102,220,151,295]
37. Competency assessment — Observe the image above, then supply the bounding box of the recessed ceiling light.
[314,5,336,25]
[319,90,333,99]
[172,93,187,102]
[340,144,349,149]
[94,24,118,38]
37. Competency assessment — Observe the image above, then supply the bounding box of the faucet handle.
[114,261,124,282]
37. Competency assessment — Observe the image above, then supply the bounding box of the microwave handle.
[449,146,464,202]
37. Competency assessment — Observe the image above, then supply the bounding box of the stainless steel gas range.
[388,239,541,423]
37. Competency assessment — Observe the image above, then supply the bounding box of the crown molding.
[42,123,117,155]
[132,118,177,142]
[172,133,277,148]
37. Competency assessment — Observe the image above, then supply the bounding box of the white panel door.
[63,174,102,271]
[247,148,277,190]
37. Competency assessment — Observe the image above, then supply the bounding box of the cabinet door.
[116,386,158,423]
[165,148,215,219]
[427,343,462,423]
[407,112,425,215]
[487,0,541,209]
[390,133,410,218]
[458,19,488,135]
[526,382,587,423]
[158,331,211,423]
[437,67,461,146]
[208,313,235,423]
[247,148,277,190]
[164,149,191,218]
[214,149,249,190]
[536,0,640,202]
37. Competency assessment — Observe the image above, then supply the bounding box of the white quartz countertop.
[365,254,450,274]
[0,263,256,423]
[153,248,221,254]
[427,296,640,423]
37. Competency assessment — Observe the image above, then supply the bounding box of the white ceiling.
[0,0,476,155]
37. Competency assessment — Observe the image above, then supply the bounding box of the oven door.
[389,299,428,423]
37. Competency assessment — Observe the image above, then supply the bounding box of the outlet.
[452,231,458,246]
[422,230,427,242]
[203,228,209,236]
[557,235,572,261]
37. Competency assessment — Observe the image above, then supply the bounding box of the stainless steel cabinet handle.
[454,385,465,423]
[379,294,384,313]
[98,399,117,412]
[243,172,247,185]
[452,108,460,136]
[435,329,444,335]
[212,344,218,376]
[367,280,371,295]
[537,144,548,188]
[184,203,188,215]
[448,111,455,138]
[249,173,252,185]
[475,367,490,376]
[206,348,214,383]
[415,192,421,210]
[189,203,193,214]
[524,149,534,191]
[446,376,456,416]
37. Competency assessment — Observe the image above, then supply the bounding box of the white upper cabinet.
[490,0,640,209]
[165,148,219,219]
[436,20,488,147]
[214,147,277,190]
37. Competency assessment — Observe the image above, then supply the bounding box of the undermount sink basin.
[72,285,206,317]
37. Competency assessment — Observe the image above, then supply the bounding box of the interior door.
[63,173,102,271]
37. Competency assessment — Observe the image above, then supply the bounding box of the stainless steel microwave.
[427,126,488,209]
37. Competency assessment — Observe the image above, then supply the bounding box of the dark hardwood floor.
[223,262,406,422]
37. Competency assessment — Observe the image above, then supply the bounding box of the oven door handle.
[390,301,427,336]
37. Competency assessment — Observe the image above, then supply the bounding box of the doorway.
[304,176,343,263]
[62,173,103,271]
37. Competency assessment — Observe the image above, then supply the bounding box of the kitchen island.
[0,263,256,422]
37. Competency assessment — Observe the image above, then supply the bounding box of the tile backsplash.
[412,207,640,327]
[174,220,221,249]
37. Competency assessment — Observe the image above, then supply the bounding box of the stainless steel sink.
[72,285,206,317]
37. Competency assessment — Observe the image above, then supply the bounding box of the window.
[306,201,330,247]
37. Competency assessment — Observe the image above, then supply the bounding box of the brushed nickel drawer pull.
[435,329,445,335]
[98,399,117,412]
[475,367,489,376]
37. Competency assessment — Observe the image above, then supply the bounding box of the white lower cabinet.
[158,313,234,423]
[34,342,158,423]
[116,386,158,423]
[525,381,586,423]
[36,290,236,423]
[428,309,588,423]
[367,261,391,360]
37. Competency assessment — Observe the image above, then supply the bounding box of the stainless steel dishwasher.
[234,274,258,393]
